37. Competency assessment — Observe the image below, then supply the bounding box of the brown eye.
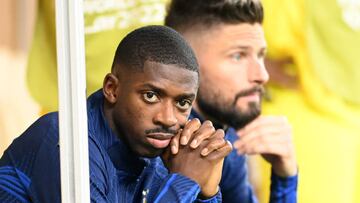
[176,99,191,110]
[143,91,159,103]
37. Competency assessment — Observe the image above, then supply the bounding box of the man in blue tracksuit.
[0,26,233,202]
[165,0,298,202]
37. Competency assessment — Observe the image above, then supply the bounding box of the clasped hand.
[162,119,232,198]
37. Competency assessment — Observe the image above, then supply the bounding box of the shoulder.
[0,112,61,202]
[0,112,60,182]
[2,112,60,165]
[12,112,59,154]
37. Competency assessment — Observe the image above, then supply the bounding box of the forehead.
[203,23,266,49]
[124,61,199,94]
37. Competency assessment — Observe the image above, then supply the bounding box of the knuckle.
[203,120,213,126]
[216,138,226,146]
[207,142,217,150]
[209,139,223,149]
[215,129,225,137]
[208,125,216,133]
[189,118,201,128]
[203,120,215,130]
[192,118,201,124]
[182,128,191,136]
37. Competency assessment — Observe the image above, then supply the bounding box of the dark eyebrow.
[140,83,196,100]
[175,94,196,101]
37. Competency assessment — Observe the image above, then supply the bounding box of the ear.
[103,73,120,104]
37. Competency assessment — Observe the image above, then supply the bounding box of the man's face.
[110,61,198,157]
[185,23,268,129]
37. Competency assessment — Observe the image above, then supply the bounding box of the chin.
[138,148,164,158]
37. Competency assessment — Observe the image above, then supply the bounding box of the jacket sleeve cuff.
[155,173,222,202]
[270,170,298,202]
[196,189,222,202]
[154,173,200,202]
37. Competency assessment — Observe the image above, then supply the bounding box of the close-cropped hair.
[165,0,263,31]
[111,25,199,74]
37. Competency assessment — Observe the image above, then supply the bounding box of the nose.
[248,59,269,85]
[153,101,178,128]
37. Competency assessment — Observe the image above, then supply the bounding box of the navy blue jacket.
[0,90,297,202]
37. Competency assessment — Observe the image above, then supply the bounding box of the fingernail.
[190,139,197,148]
[181,136,187,145]
[171,145,178,154]
[201,148,208,156]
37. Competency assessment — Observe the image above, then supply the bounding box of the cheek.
[176,111,191,125]
[220,63,249,91]
[124,103,151,127]
[117,94,150,129]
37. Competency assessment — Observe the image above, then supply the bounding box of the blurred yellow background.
[0,0,39,156]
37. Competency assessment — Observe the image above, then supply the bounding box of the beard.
[197,85,264,130]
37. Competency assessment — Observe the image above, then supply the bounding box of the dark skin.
[163,119,232,197]
[102,60,232,197]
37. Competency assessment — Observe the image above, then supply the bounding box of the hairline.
[112,59,200,78]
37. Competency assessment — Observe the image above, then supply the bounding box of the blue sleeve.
[220,128,298,203]
[220,130,258,203]
[0,162,32,203]
[220,150,258,203]
[153,173,222,203]
[270,171,298,203]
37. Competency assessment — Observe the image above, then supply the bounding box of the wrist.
[272,158,297,177]
[199,186,219,199]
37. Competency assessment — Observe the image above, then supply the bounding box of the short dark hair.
[111,25,199,74]
[165,0,263,31]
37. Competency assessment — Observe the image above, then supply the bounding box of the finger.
[235,129,280,155]
[200,130,225,156]
[238,116,290,137]
[189,120,216,149]
[236,134,291,156]
[236,129,273,151]
[242,142,288,156]
[205,140,233,161]
[180,118,201,145]
[170,129,182,154]
[235,124,291,149]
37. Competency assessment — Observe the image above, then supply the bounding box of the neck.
[192,101,228,130]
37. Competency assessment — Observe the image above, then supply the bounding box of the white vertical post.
[55,0,90,202]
